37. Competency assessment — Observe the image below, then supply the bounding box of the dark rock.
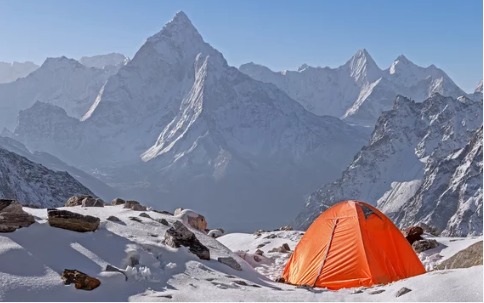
[395,287,412,297]
[275,277,285,283]
[111,198,126,205]
[155,218,169,226]
[104,264,128,281]
[405,226,424,244]
[131,204,147,211]
[264,234,277,239]
[107,215,122,223]
[61,269,101,290]
[139,212,152,219]
[47,209,100,232]
[269,243,291,253]
[218,257,242,271]
[412,239,439,253]
[82,197,104,207]
[255,249,264,255]
[164,221,210,260]
[233,280,248,286]
[0,199,35,232]
[435,241,483,270]
[369,289,385,295]
[65,195,91,207]
[129,216,142,223]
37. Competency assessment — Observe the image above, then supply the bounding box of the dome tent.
[283,200,425,289]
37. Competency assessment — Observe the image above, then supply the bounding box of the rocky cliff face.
[296,94,482,236]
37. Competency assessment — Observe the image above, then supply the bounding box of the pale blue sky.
[0,0,482,92]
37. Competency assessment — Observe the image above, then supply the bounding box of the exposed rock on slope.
[296,94,482,236]
[0,147,94,208]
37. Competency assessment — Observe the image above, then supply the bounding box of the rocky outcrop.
[164,221,210,260]
[61,269,101,290]
[435,241,483,270]
[405,226,424,244]
[82,197,104,207]
[217,256,242,271]
[124,200,147,211]
[47,209,100,232]
[111,198,125,205]
[269,243,291,253]
[412,239,439,253]
[65,195,103,207]
[175,209,208,232]
[0,199,35,232]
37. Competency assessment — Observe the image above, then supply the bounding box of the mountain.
[0,56,117,130]
[0,61,39,83]
[296,94,483,236]
[240,51,469,126]
[0,135,117,201]
[13,12,369,231]
[0,147,94,208]
[79,53,129,70]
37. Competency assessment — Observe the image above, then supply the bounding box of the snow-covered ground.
[0,205,482,301]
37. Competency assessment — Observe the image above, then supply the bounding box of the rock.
[0,199,35,232]
[164,221,210,260]
[277,225,293,231]
[395,287,412,297]
[264,234,277,239]
[233,280,248,286]
[269,243,291,253]
[275,277,285,283]
[61,269,101,290]
[107,216,122,223]
[255,249,264,256]
[155,218,169,226]
[104,264,128,281]
[131,204,147,211]
[217,257,242,271]
[369,289,385,295]
[81,197,104,207]
[139,213,152,219]
[435,241,483,270]
[65,195,91,207]
[111,198,126,205]
[405,226,424,244]
[412,239,439,253]
[175,209,208,232]
[207,229,224,238]
[416,222,439,236]
[47,209,100,232]
[129,216,142,223]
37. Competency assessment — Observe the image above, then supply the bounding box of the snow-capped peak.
[345,48,381,84]
[148,11,203,48]
[475,80,483,93]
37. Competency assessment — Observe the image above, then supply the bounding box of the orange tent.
[282,200,425,290]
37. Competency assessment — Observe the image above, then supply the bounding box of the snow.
[0,205,481,301]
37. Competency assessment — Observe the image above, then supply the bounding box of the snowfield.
[0,205,481,301]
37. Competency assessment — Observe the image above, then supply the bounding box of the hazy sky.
[0,0,482,92]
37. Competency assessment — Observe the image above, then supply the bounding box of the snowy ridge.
[240,50,470,126]
[0,147,94,208]
[79,53,129,70]
[296,94,483,236]
[0,56,116,130]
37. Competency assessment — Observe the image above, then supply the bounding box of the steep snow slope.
[0,206,482,301]
[0,56,116,130]
[0,136,117,201]
[0,147,94,207]
[14,12,369,231]
[240,51,468,126]
[0,61,38,83]
[296,94,482,236]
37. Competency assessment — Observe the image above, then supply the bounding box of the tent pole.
[312,218,339,287]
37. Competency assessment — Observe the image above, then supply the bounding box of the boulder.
[217,257,242,271]
[81,197,104,207]
[61,269,101,290]
[255,249,264,256]
[435,241,483,270]
[175,209,208,232]
[412,239,439,253]
[155,218,169,226]
[124,200,147,211]
[48,209,100,232]
[107,216,122,223]
[0,199,35,232]
[111,198,126,205]
[395,287,412,297]
[405,226,424,244]
[164,221,210,260]
[269,243,291,253]
[139,213,152,219]
[65,195,91,207]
